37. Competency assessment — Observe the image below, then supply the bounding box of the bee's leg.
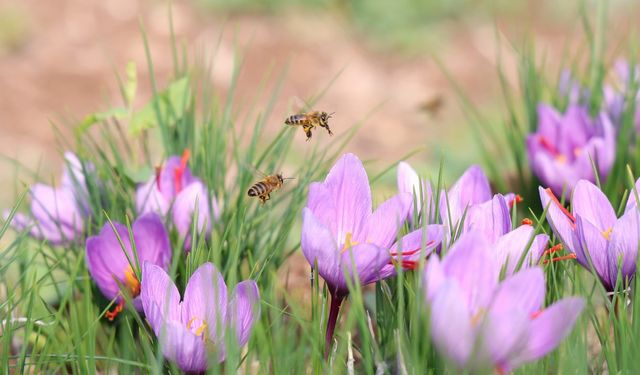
[304,126,313,141]
[264,193,271,202]
[259,195,267,205]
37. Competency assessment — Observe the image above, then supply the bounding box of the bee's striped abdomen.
[248,182,267,197]
[285,114,307,125]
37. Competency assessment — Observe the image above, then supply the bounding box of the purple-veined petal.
[172,181,212,240]
[159,320,209,373]
[340,243,390,288]
[301,208,341,291]
[441,231,498,311]
[625,177,640,212]
[539,186,577,253]
[429,281,473,368]
[182,263,228,344]
[306,182,337,237]
[478,309,530,372]
[133,213,172,271]
[490,268,545,315]
[442,165,492,227]
[140,262,181,334]
[397,162,420,197]
[229,280,260,346]
[323,153,372,244]
[465,194,511,243]
[365,193,411,248]
[607,208,640,287]
[494,225,548,275]
[136,179,170,216]
[575,215,612,290]
[379,225,444,279]
[423,255,445,302]
[508,297,584,369]
[571,180,616,231]
[31,184,84,243]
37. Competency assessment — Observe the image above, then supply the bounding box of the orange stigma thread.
[509,194,524,209]
[174,149,191,193]
[530,310,543,320]
[521,218,533,226]
[105,300,124,321]
[124,267,141,297]
[543,253,577,265]
[542,243,563,256]
[544,188,576,228]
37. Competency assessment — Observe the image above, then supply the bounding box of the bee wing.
[240,163,268,178]
[289,96,315,114]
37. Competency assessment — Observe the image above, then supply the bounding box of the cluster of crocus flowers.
[5,152,92,245]
[423,231,584,373]
[141,262,260,373]
[604,60,640,132]
[135,150,220,249]
[302,153,443,354]
[540,180,640,291]
[86,213,172,319]
[526,104,615,197]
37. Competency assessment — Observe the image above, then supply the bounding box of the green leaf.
[124,61,137,107]
[128,76,191,136]
[75,107,129,135]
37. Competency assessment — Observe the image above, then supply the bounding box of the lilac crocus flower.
[423,231,584,373]
[5,152,91,245]
[141,262,260,373]
[494,224,549,276]
[302,153,443,355]
[135,151,220,249]
[397,161,435,225]
[540,180,640,291]
[526,104,615,197]
[86,213,171,319]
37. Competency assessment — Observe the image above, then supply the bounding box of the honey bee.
[285,111,334,141]
[247,172,293,204]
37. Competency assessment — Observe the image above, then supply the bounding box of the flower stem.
[324,292,344,359]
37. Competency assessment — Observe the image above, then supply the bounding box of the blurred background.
[1,0,639,207]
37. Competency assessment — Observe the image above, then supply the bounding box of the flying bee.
[285,111,334,141]
[247,172,294,204]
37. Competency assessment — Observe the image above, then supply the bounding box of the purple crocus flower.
[540,180,640,291]
[86,213,171,320]
[302,153,443,355]
[493,224,549,276]
[423,231,584,373]
[140,262,260,373]
[5,152,91,245]
[526,104,615,197]
[397,161,435,224]
[135,150,220,249]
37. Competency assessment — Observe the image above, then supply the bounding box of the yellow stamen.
[339,232,359,253]
[124,267,141,297]
[601,227,613,241]
[186,317,208,339]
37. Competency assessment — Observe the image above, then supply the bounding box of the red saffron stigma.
[401,260,419,270]
[509,194,524,209]
[543,253,577,264]
[389,240,435,256]
[544,188,576,228]
[521,218,533,226]
[542,243,563,256]
[530,310,543,320]
[105,300,125,321]
[538,136,560,156]
[174,149,191,193]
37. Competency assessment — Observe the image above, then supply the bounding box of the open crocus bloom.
[423,231,584,373]
[493,224,549,276]
[6,152,91,245]
[302,153,445,296]
[86,213,171,317]
[526,104,615,197]
[540,180,640,291]
[141,262,260,373]
[135,151,220,249]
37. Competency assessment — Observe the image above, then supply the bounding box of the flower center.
[174,149,191,194]
[601,227,613,241]
[339,232,359,253]
[186,316,208,340]
[124,266,141,297]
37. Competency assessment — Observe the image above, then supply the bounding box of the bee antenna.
[328,112,335,118]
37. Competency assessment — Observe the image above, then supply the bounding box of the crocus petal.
[136,180,170,216]
[229,280,260,346]
[160,320,209,373]
[430,281,473,368]
[85,222,133,300]
[340,243,391,287]
[182,263,228,344]
[445,165,492,223]
[494,226,548,275]
[301,208,341,290]
[607,208,640,287]
[442,231,498,310]
[572,180,616,230]
[172,181,212,240]
[323,153,372,243]
[465,194,511,243]
[423,255,445,302]
[306,182,337,236]
[624,178,640,212]
[133,214,172,270]
[490,268,545,315]
[539,186,577,252]
[31,184,83,243]
[379,225,444,279]
[479,309,530,371]
[140,262,181,333]
[575,216,612,290]
[509,297,584,368]
[365,193,411,248]
[397,162,420,198]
